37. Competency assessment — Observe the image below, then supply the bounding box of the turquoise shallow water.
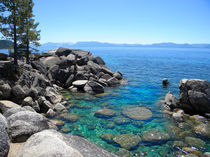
[54,47,210,156]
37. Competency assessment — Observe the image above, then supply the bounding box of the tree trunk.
[26,36,29,64]
[13,23,18,66]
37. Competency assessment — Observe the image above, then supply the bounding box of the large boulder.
[92,56,105,65]
[0,83,11,99]
[113,134,141,150]
[142,129,170,143]
[45,87,62,104]
[0,113,10,157]
[94,108,116,118]
[17,129,117,157]
[84,81,104,94]
[41,56,61,68]
[179,79,210,114]
[12,85,26,99]
[0,100,20,113]
[107,77,120,87]
[31,60,48,75]
[71,49,90,58]
[164,92,179,110]
[55,47,72,56]
[7,111,57,142]
[122,106,152,120]
[72,80,88,88]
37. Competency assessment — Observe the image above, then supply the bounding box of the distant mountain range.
[1,40,210,53]
[39,41,210,52]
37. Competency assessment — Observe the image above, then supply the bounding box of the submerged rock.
[60,113,79,122]
[113,117,130,125]
[94,108,116,118]
[122,106,152,120]
[113,134,141,150]
[142,129,170,143]
[184,137,205,149]
[100,133,115,143]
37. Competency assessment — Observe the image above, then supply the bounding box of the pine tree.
[0,0,22,65]
[19,0,40,64]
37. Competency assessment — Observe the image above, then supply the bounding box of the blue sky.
[3,0,210,44]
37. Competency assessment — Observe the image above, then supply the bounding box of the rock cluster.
[0,48,123,157]
[164,79,210,116]
[179,79,210,115]
[38,47,125,94]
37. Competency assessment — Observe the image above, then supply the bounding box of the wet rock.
[0,113,10,157]
[142,129,170,143]
[85,81,104,94]
[190,115,207,123]
[117,149,133,157]
[172,110,184,122]
[172,141,187,149]
[46,109,56,117]
[69,86,78,93]
[194,123,210,138]
[54,103,67,113]
[113,117,130,125]
[0,100,20,113]
[7,111,57,142]
[60,113,79,122]
[182,147,203,157]
[164,92,179,110]
[162,78,169,86]
[184,137,205,149]
[107,77,120,87]
[101,74,112,81]
[113,71,123,80]
[122,106,152,120]
[50,119,65,126]
[113,134,141,150]
[132,121,144,128]
[100,133,115,143]
[107,122,115,129]
[94,108,116,118]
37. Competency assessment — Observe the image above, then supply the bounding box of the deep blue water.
[55,47,210,156]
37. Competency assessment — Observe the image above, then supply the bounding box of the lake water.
[54,47,210,156]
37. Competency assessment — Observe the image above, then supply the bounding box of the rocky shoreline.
[0,47,123,157]
[162,79,210,157]
[0,47,210,156]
